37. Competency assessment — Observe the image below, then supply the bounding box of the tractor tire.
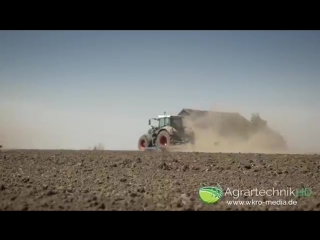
[138,135,148,150]
[156,130,171,148]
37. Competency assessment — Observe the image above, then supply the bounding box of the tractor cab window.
[159,118,165,128]
[164,117,170,126]
[159,117,170,128]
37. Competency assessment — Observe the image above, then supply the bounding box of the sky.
[0,30,320,151]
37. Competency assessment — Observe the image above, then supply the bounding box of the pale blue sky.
[1,30,319,151]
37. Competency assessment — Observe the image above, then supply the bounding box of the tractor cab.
[148,113,184,132]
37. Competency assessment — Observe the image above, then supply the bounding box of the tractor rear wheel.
[138,135,148,150]
[156,130,171,148]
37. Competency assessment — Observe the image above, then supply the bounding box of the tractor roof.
[157,115,183,118]
[157,115,172,118]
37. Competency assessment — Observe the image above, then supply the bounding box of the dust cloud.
[180,106,320,154]
[1,101,319,153]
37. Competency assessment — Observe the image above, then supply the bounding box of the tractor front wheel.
[138,135,148,150]
[156,130,171,148]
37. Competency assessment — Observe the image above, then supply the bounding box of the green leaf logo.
[198,184,223,204]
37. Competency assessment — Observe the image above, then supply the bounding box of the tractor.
[138,112,195,150]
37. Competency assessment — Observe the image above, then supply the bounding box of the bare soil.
[0,150,319,210]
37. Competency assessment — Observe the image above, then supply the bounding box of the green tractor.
[138,112,195,150]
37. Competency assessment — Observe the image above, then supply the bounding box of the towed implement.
[138,112,195,151]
